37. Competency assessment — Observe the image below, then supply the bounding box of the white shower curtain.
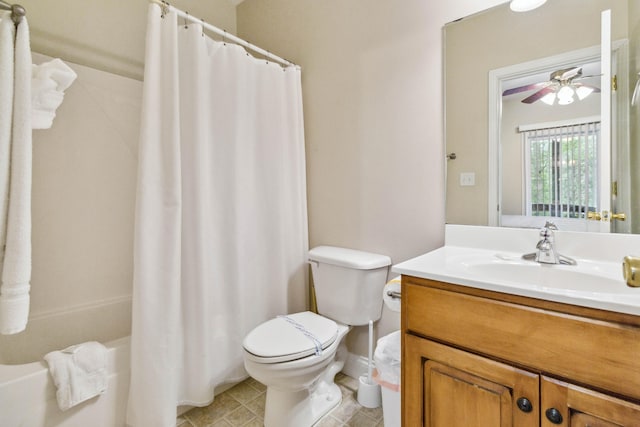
[127,5,308,426]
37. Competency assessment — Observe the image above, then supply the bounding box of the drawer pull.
[516,397,533,413]
[545,408,563,424]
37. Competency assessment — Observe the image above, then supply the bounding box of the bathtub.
[0,297,131,427]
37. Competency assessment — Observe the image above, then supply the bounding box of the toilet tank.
[308,246,391,326]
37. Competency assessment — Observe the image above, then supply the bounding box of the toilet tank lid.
[308,246,391,270]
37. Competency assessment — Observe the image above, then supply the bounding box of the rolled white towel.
[31,58,77,129]
[44,341,108,411]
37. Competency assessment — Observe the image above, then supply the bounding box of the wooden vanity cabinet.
[401,276,640,427]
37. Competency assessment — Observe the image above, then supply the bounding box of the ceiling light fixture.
[510,0,547,12]
[557,85,575,105]
[540,92,556,106]
[576,86,595,101]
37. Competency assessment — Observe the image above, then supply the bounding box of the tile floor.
[177,373,384,427]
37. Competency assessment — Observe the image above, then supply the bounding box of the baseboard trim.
[342,352,372,380]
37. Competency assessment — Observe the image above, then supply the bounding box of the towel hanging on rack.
[0,11,32,335]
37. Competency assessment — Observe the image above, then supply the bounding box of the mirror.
[444,0,640,234]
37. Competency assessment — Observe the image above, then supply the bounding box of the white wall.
[237,0,507,357]
[29,54,141,318]
[18,0,237,80]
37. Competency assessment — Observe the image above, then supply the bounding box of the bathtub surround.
[0,53,139,425]
[0,11,32,335]
[128,4,308,426]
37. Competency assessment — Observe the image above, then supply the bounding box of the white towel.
[0,14,32,335]
[0,14,15,281]
[44,341,108,411]
[32,58,77,129]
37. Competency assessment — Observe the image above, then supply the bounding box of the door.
[599,9,612,232]
[541,376,640,427]
[403,334,539,427]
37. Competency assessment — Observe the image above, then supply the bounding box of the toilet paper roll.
[382,276,401,313]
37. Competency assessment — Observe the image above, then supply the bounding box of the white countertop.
[392,225,640,316]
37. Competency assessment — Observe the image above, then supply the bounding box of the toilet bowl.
[242,246,392,427]
[244,312,350,427]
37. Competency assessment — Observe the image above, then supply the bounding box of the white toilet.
[242,246,391,427]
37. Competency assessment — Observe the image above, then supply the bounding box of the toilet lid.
[243,311,338,363]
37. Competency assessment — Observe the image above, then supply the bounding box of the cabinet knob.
[545,408,563,424]
[516,397,533,413]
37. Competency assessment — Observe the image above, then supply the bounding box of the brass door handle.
[612,212,626,221]
[587,211,601,221]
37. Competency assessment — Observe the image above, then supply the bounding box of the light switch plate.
[460,172,475,186]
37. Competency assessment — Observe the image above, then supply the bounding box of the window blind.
[523,120,600,219]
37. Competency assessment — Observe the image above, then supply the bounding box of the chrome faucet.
[522,221,577,265]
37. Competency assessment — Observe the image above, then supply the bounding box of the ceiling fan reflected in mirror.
[502,66,601,106]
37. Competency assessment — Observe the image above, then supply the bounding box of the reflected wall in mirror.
[444,0,640,234]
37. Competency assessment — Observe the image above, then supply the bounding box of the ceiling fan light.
[541,92,556,105]
[576,86,595,100]
[558,96,575,106]
[510,0,547,12]
[557,85,575,103]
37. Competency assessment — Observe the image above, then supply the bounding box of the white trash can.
[373,330,401,427]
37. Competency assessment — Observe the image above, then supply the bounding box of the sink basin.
[461,256,623,294]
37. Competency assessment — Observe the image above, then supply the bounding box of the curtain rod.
[0,0,25,24]
[148,0,298,68]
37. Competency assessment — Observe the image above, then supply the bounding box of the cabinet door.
[425,360,512,426]
[541,376,640,427]
[404,334,539,427]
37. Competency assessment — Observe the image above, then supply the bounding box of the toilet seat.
[243,311,338,363]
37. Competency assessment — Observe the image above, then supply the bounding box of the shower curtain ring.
[223,30,227,46]
[160,0,169,18]
[183,12,189,29]
[201,18,205,37]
